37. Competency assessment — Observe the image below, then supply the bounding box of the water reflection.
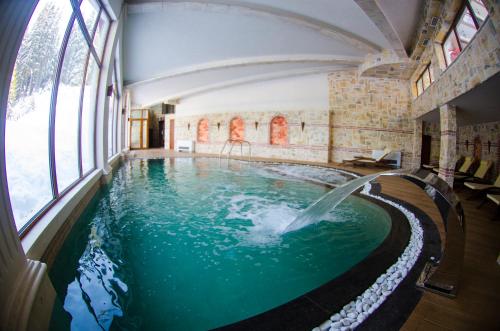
[62,188,130,330]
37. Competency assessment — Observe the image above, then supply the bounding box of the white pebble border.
[313,183,424,331]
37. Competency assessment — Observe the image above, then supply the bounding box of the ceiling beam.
[353,0,407,58]
[125,54,364,87]
[129,65,354,107]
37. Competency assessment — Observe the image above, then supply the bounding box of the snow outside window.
[5,0,73,231]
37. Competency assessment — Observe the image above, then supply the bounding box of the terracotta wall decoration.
[230,117,244,141]
[270,116,288,145]
[197,119,209,143]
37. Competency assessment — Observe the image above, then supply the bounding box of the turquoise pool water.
[50,158,391,330]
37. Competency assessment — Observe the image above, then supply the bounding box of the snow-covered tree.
[12,1,62,101]
[60,23,89,86]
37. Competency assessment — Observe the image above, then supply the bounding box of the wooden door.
[421,134,432,166]
[159,120,165,147]
[169,119,175,150]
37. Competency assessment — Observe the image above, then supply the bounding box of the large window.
[442,0,488,66]
[5,0,111,235]
[108,61,121,159]
[415,64,434,96]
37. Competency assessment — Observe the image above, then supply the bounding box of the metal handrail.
[218,139,252,162]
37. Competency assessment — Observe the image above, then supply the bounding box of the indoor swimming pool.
[49,158,391,330]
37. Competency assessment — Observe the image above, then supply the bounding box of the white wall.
[123,3,365,84]
[175,73,329,116]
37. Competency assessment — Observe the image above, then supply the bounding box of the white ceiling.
[123,0,421,107]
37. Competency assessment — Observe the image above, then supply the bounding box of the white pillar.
[95,8,124,175]
[0,1,55,330]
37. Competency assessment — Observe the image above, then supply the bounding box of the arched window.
[197,118,209,143]
[229,117,244,141]
[270,116,288,145]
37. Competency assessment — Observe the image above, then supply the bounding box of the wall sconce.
[254,121,259,130]
[465,139,469,151]
[188,123,191,131]
[217,122,221,131]
[301,121,305,131]
[488,140,491,153]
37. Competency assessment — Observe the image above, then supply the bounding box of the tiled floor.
[125,149,500,330]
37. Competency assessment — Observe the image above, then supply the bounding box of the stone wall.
[174,109,330,162]
[328,70,414,168]
[412,13,500,117]
[457,121,500,179]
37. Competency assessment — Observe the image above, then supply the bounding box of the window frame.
[441,0,487,67]
[11,0,112,237]
[415,63,433,96]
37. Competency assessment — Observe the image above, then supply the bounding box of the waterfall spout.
[284,173,380,233]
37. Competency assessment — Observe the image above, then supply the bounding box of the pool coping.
[214,183,441,331]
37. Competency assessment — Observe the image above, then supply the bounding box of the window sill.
[21,168,102,260]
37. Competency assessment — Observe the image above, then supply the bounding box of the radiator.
[175,140,195,153]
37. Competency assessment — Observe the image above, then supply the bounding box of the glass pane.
[108,94,115,158]
[5,0,72,230]
[131,109,142,118]
[80,0,99,34]
[81,56,99,174]
[456,7,477,49]
[93,11,110,59]
[416,78,423,96]
[55,20,89,192]
[443,31,461,65]
[142,120,148,148]
[130,121,141,148]
[114,99,120,154]
[422,69,431,90]
[469,0,488,26]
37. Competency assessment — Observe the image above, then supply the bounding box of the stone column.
[411,118,423,169]
[438,104,457,187]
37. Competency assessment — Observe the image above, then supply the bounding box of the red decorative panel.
[197,119,209,143]
[230,117,244,141]
[270,116,288,145]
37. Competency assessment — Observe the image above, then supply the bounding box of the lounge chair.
[455,160,493,183]
[350,148,392,167]
[465,174,500,200]
[432,156,475,174]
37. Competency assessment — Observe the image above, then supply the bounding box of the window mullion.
[466,1,481,29]
[49,14,77,198]
[77,51,92,178]
[70,0,101,65]
[453,28,463,51]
